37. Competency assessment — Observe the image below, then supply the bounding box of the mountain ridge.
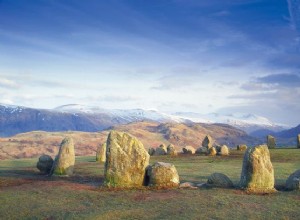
[0,103,290,137]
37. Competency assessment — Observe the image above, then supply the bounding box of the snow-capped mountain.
[54,104,178,123]
[0,103,288,137]
[172,112,286,133]
[54,104,287,133]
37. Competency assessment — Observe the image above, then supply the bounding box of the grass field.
[1,149,300,219]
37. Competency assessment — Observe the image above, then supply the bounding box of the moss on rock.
[146,162,180,188]
[104,131,150,188]
[239,145,275,193]
[51,137,75,176]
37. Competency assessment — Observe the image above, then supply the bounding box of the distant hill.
[0,121,260,159]
[0,104,288,137]
[0,104,138,137]
[276,124,300,138]
[250,129,276,138]
[247,125,300,146]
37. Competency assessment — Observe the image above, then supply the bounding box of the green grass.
[1,149,300,219]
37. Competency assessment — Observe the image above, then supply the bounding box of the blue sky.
[0,0,299,125]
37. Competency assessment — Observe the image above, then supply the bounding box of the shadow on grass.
[0,168,104,188]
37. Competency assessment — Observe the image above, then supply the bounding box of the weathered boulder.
[167,144,178,156]
[218,145,229,156]
[207,173,234,188]
[146,162,180,187]
[104,131,150,188]
[195,147,207,155]
[267,135,276,149]
[37,155,54,174]
[96,143,106,163]
[202,135,213,149]
[182,146,195,154]
[154,144,167,155]
[239,145,275,193]
[51,137,75,176]
[207,147,217,156]
[148,147,156,156]
[237,144,247,151]
[286,170,300,190]
[297,134,300,148]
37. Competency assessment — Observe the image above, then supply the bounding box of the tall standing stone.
[51,137,75,176]
[297,134,300,148]
[267,135,276,149]
[104,131,150,188]
[239,145,275,193]
[96,143,106,163]
[202,135,213,149]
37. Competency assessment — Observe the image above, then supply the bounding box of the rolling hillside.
[0,121,259,159]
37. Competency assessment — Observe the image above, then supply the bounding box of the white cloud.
[0,98,13,105]
[0,78,19,89]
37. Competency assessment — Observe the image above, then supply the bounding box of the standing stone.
[51,137,75,176]
[167,144,178,156]
[37,155,54,174]
[202,135,213,149]
[104,131,150,188]
[267,135,276,149]
[237,144,247,151]
[148,147,156,156]
[146,162,180,188]
[96,143,106,163]
[154,144,167,155]
[182,146,195,154]
[239,145,275,193]
[297,134,300,148]
[218,145,229,156]
[207,147,217,156]
[286,170,300,190]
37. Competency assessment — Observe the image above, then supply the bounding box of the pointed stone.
[51,137,75,176]
[202,135,213,149]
